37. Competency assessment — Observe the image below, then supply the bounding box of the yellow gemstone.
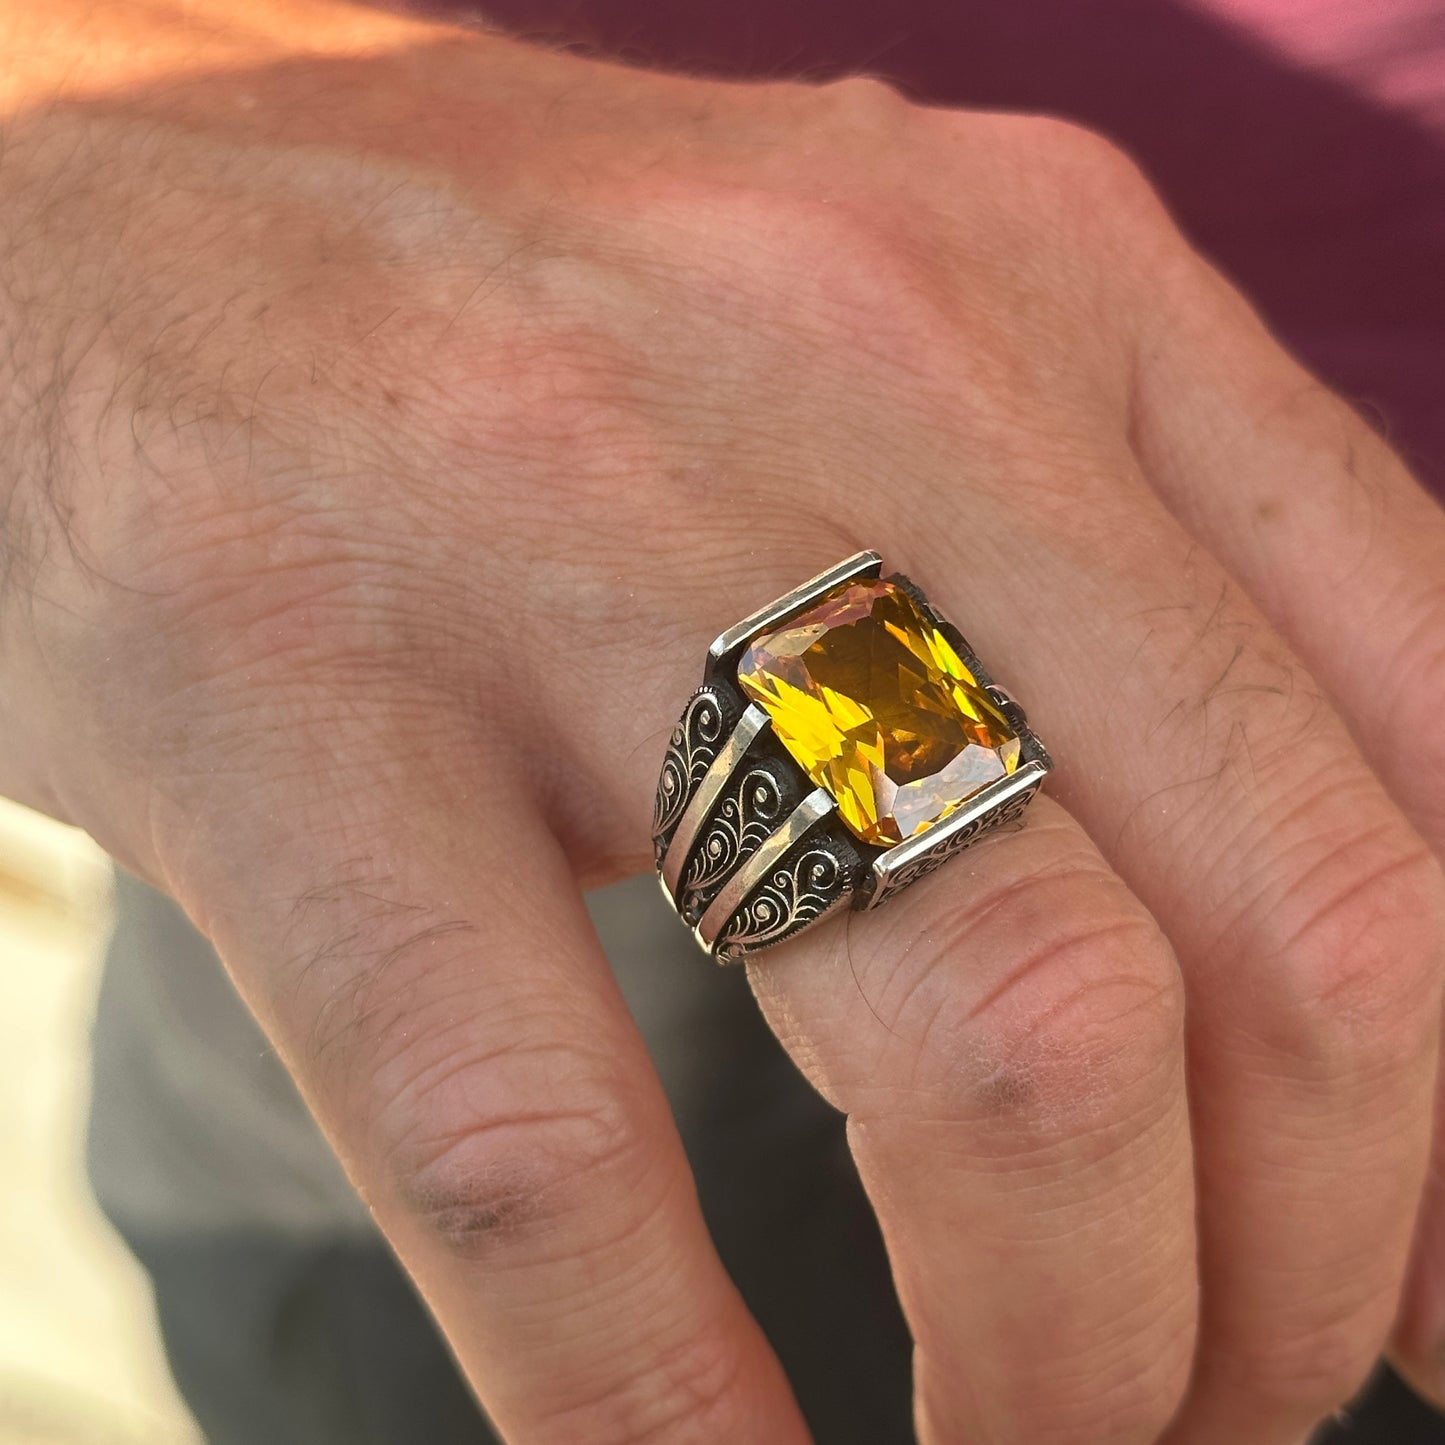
[737,578,1020,847]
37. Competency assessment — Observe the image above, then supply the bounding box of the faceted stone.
[736,577,1020,847]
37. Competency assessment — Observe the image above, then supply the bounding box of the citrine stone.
[736,578,1020,847]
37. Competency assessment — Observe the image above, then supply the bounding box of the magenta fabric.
[414,0,1445,495]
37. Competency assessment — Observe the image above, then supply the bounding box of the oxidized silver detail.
[696,787,834,949]
[652,685,730,857]
[658,702,767,899]
[714,835,858,962]
[679,759,794,925]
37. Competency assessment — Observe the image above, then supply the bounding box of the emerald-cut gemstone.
[736,578,1020,847]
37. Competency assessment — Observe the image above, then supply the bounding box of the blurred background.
[0,796,200,1445]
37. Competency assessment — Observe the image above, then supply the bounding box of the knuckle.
[1007,115,1166,220]
[538,1322,752,1445]
[1231,1304,1390,1423]
[1249,807,1445,1060]
[773,202,941,334]
[986,116,1191,295]
[818,71,911,120]
[633,167,958,367]
[966,909,1182,1103]
[1016,113,1143,172]
[874,824,1184,1134]
[390,1100,638,1260]
[375,1036,650,1259]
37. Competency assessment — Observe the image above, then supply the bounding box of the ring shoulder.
[713,823,867,963]
[678,752,803,926]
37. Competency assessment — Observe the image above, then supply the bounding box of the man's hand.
[3,2,1445,1441]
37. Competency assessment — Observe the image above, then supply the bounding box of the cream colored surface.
[0,797,199,1445]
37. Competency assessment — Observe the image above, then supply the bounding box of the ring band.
[652,550,1052,963]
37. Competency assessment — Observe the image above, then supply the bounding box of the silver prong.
[862,759,1050,909]
[695,787,835,951]
[660,704,771,902]
[704,550,882,683]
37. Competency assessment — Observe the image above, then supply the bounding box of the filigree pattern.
[651,686,730,860]
[679,763,789,925]
[868,784,1038,908]
[715,839,855,962]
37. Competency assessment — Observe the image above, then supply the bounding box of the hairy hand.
[2,3,1444,1442]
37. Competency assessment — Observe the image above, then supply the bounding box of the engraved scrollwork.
[715,838,855,962]
[679,764,788,924]
[870,785,1038,907]
[651,687,729,855]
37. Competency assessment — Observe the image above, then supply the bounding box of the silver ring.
[652,550,1053,963]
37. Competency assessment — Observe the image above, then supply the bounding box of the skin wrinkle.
[382,1036,618,1159]
[1167,757,1369,936]
[390,1098,648,1262]
[954,915,1168,1038]
[944,1213,1189,1360]
[777,830,1106,1070]
[390,1092,687,1288]
[896,928,1177,1132]
[855,1071,1179,1199]
[966,970,1180,1129]
[1202,792,1433,972]
[804,862,1184,1144]
[1260,851,1441,1042]
[913,1281,1191,1445]
[367,981,626,1126]
[517,1160,710,1318]
[533,1312,753,1445]
[980,1131,1193,1249]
